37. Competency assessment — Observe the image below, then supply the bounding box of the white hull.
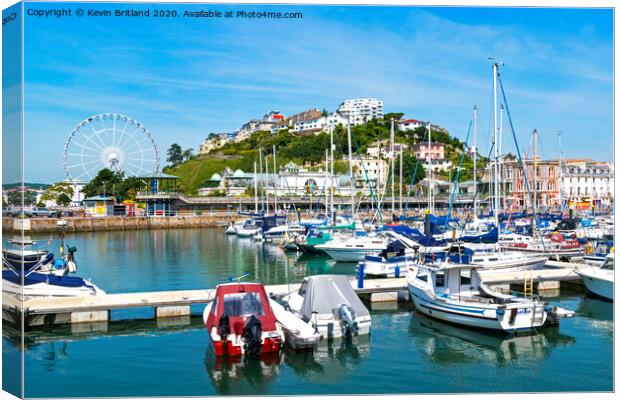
[2,279,105,298]
[321,248,383,262]
[407,283,546,333]
[236,227,261,238]
[362,257,411,277]
[577,270,613,300]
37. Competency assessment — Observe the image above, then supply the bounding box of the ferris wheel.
[63,113,160,180]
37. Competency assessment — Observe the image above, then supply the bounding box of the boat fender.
[242,315,263,356]
[496,309,505,317]
[544,305,555,313]
[67,260,77,273]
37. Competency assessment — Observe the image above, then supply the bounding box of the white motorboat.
[281,275,372,340]
[455,243,548,272]
[407,260,553,333]
[225,220,244,235]
[2,268,105,298]
[315,235,388,262]
[576,254,614,301]
[236,219,262,238]
[263,224,306,241]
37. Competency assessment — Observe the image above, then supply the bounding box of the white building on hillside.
[235,110,285,141]
[337,98,383,125]
[292,112,348,134]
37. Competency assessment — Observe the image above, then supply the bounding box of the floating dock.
[3,267,584,327]
[3,277,408,327]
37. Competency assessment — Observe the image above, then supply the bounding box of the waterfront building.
[135,172,180,216]
[561,160,614,208]
[83,195,116,217]
[336,98,384,125]
[500,155,614,209]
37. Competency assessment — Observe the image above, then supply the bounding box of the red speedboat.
[203,282,284,357]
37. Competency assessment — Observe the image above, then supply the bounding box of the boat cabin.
[414,262,482,298]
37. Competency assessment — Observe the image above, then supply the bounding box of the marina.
[1,4,614,397]
[1,228,614,396]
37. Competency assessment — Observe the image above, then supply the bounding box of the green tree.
[383,112,404,122]
[167,143,183,166]
[8,190,36,206]
[82,168,124,198]
[57,193,72,206]
[182,148,194,161]
[40,182,75,205]
[395,153,426,186]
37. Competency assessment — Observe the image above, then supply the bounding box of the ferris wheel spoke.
[67,152,99,157]
[121,131,149,153]
[124,156,150,162]
[72,140,103,153]
[81,162,103,178]
[76,129,106,152]
[113,118,129,149]
[117,127,142,150]
[67,159,101,169]
[88,122,109,149]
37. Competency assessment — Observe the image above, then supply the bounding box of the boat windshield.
[601,258,614,271]
[223,292,265,316]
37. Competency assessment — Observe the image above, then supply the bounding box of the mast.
[265,152,270,214]
[558,131,564,212]
[498,104,504,211]
[330,126,335,223]
[347,120,355,218]
[273,145,278,214]
[399,145,403,214]
[390,118,395,212]
[492,62,500,227]
[325,149,329,218]
[259,147,265,213]
[473,105,478,214]
[253,161,258,213]
[533,128,538,212]
[427,122,433,214]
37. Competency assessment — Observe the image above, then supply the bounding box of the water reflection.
[283,336,370,384]
[204,350,282,396]
[408,311,576,366]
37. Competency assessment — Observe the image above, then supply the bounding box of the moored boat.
[576,253,614,301]
[281,275,371,340]
[406,260,554,333]
[203,282,284,357]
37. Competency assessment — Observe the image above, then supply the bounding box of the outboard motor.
[338,304,358,336]
[217,315,231,339]
[242,315,263,356]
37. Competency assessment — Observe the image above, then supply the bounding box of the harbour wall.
[2,215,241,234]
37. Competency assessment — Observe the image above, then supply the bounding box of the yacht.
[576,254,614,301]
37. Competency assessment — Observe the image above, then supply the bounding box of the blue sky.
[20,2,613,183]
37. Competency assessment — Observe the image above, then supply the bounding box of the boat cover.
[300,275,370,320]
[460,227,498,244]
[2,270,92,287]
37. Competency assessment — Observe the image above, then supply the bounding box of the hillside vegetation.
[164,116,479,195]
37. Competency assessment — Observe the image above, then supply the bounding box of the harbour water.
[2,228,614,396]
